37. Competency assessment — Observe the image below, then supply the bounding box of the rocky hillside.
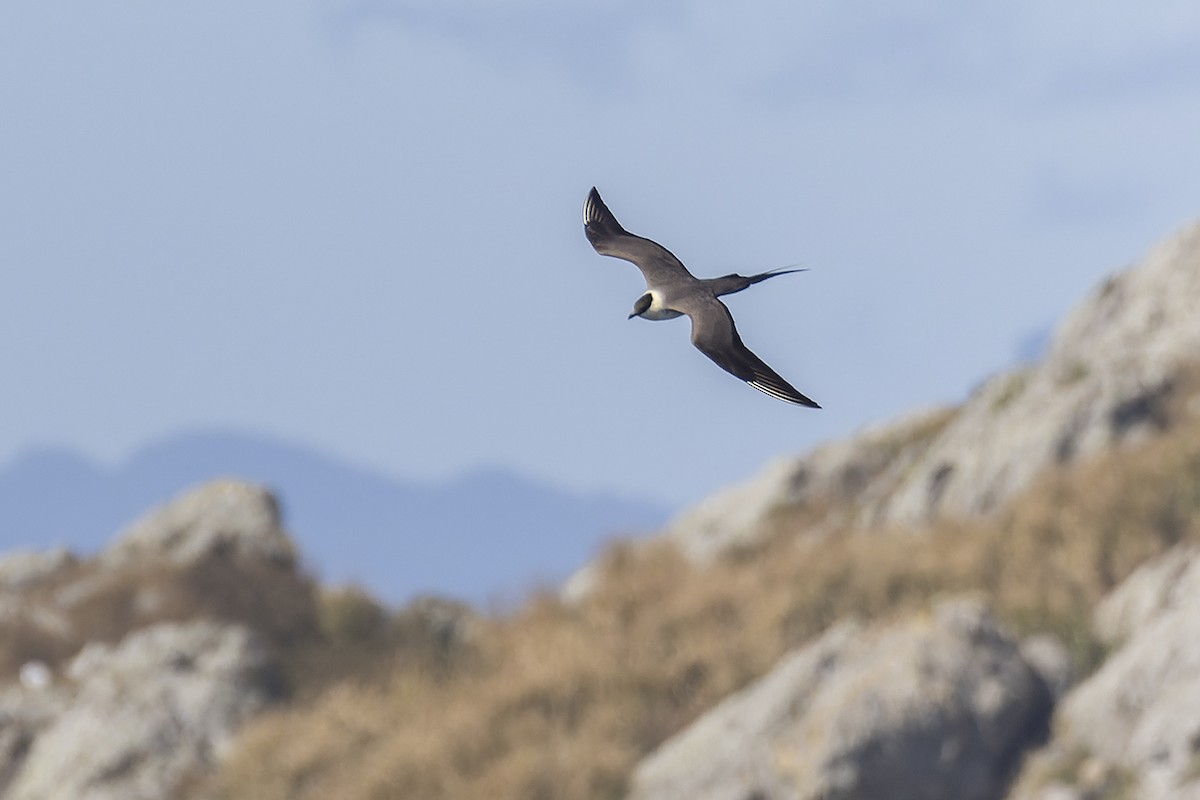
[663,220,1200,561]
[0,481,310,799]
[613,220,1200,800]
[0,481,469,799]
[3,221,1200,799]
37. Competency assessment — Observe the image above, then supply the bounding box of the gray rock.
[628,599,1051,800]
[667,407,956,562]
[0,549,76,593]
[1010,544,1200,800]
[1007,544,1200,800]
[103,479,295,569]
[0,481,309,798]
[1091,542,1200,645]
[665,456,805,563]
[630,621,862,800]
[5,620,276,800]
[0,685,67,796]
[1019,635,1073,704]
[878,221,1200,526]
[0,481,315,666]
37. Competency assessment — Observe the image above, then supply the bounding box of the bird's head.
[628,293,652,320]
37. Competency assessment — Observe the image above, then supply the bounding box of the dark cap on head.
[629,294,652,319]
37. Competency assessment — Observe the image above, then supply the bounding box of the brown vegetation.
[0,551,318,680]
[194,400,1200,800]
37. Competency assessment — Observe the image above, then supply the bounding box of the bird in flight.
[583,187,820,408]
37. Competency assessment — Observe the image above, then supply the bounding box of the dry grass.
[0,550,319,683]
[198,402,1200,800]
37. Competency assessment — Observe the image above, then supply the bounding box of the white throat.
[640,290,683,321]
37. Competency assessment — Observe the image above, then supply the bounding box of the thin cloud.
[316,0,690,92]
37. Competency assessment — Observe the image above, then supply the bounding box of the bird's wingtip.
[791,391,821,409]
[747,377,821,408]
[584,187,618,231]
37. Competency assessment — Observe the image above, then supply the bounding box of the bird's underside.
[583,187,820,408]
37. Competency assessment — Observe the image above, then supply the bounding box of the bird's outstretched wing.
[682,294,820,408]
[583,187,695,288]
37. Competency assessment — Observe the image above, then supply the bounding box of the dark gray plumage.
[583,187,820,408]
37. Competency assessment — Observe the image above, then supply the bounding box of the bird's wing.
[583,187,695,288]
[681,293,820,408]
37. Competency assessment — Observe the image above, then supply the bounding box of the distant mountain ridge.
[0,430,667,604]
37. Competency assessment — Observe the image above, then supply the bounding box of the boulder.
[628,599,1053,800]
[1010,544,1200,800]
[0,481,311,798]
[43,480,318,649]
[4,620,277,800]
[103,480,295,569]
[0,684,67,796]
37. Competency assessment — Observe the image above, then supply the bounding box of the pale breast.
[642,307,684,321]
[642,290,685,320]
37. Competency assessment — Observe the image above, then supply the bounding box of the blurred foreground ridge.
[5,222,1200,798]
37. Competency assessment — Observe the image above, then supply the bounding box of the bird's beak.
[627,312,638,320]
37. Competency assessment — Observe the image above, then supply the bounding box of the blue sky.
[3,1,1200,508]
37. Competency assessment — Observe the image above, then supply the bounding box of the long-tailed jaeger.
[583,187,820,408]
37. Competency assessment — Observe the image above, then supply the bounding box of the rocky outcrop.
[0,683,65,794]
[881,222,1200,526]
[628,599,1055,800]
[0,480,313,799]
[668,222,1200,562]
[663,407,956,562]
[1010,544,1200,800]
[664,456,808,564]
[563,406,958,600]
[0,549,76,592]
[3,621,276,800]
[103,480,296,569]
